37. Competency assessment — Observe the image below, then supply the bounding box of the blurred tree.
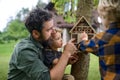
[71,0,94,80]
[36,0,47,8]
[1,8,29,42]
[94,0,99,7]
[51,0,77,23]
[0,1,48,43]
[3,19,28,41]
[16,8,29,21]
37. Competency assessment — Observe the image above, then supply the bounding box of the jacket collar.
[30,35,44,49]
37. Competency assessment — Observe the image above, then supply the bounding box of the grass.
[0,42,100,80]
[0,42,16,80]
[88,54,100,80]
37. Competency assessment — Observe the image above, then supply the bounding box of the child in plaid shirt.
[78,0,120,80]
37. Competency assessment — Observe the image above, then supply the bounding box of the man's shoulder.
[18,38,34,47]
[13,38,43,60]
[15,38,38,52]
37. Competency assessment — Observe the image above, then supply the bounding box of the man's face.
[41,19,54,41]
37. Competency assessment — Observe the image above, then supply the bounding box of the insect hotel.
[70,16,96,43]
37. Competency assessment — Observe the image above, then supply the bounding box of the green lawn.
[88,54,100,80]
[0,42,100,80]
[0,42,16,80]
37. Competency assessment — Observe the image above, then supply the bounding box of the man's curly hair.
[25,8,53,33]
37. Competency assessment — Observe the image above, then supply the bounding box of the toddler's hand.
[80,31,88,41]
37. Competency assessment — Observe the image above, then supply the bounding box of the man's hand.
[63,38,77,56]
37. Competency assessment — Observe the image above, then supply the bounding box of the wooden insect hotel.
[70,16,96,43]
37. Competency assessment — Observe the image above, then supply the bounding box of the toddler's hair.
[54,28,62,33]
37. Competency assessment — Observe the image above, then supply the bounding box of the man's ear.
[32,30,40,40]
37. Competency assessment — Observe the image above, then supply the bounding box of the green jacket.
[8,36,50,80]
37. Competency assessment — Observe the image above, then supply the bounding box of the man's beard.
[40,39,49,48]
[39,34,51,48]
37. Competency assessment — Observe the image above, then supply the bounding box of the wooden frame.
[70,16,96,43]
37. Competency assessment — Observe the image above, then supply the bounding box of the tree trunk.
[71,52,90,80]
[71,0,93,80]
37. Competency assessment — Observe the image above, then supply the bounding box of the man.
[8,8,77,80]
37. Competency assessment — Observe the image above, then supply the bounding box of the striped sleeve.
[78,32,105,55]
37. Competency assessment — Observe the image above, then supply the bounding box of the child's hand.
[80,31,88,41]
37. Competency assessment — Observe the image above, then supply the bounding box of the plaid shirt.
[78,22,120,80]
